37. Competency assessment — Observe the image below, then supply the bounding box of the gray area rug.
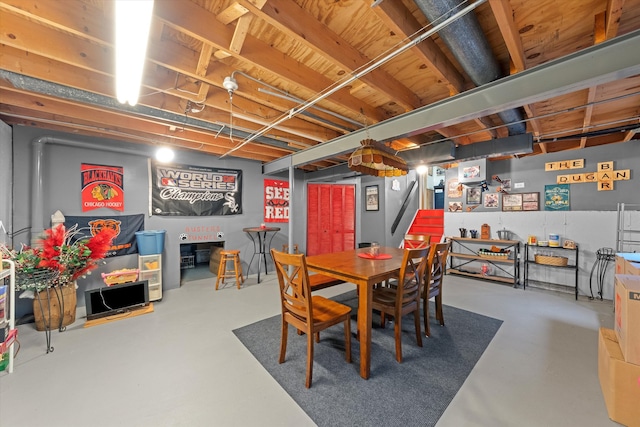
[233,290,503,427]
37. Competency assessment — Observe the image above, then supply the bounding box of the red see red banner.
[264,179,289,223]
[81,163,124,212]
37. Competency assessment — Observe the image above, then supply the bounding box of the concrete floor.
[0,271,617,427]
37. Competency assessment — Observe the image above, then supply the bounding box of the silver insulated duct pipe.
[415,0,526,135]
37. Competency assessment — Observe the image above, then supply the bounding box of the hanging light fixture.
[115,0,154,106]
[348,139,408,177]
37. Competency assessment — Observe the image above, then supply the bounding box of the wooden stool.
[282,244,299,254]
[215,250,244,290]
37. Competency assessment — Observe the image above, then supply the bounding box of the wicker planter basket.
[534,254,568,266]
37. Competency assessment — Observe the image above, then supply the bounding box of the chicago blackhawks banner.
[264,179,289,223]
[81,163,124,212]
[150,161,242,216]
[64,214,144,257]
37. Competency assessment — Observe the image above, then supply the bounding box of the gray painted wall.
[9,126,290,319]
[444,140,640,300]
[445,140,639,213]
[7,125,419,321]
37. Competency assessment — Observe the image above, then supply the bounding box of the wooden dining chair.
[372,247,429,363]
[404,234,431,249]
[270,249,352,388]
[423,242,450,337]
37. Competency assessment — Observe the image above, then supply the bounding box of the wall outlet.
[514,182,525,189]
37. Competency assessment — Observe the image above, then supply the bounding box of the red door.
[307,183,355,256]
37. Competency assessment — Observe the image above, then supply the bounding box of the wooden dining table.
[306,246,406,379]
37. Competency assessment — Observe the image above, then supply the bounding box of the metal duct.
[414,0,526,135]
[453,132,533,160]
[399,141,456,165]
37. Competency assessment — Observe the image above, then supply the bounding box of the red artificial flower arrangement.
[1,224,116,291]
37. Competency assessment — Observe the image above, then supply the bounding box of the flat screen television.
[85,280,150,320]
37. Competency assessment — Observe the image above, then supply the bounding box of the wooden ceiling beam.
[522,104,545,153]
[0,11,113,74]
[216,2,250,25]
[153,0,383,122]
[489,0,544,148]
[238,0,421,111]
[0,102,283,162]
[370,0,466,95]
[581,3,625,149]
[580,87,598,148]
[0,0,357,144]
[0,74,302,160]
[371,0,498,144]
[488,0,526,73]
[203,65,358,134]
[605,0,626,40]
[0,0,110,45]
[228,14,253,55]
[0,115,238,157]
[214,1,265,59]
[0,27,336,146]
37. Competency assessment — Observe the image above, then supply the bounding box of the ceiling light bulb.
[416,164,428,175]
[156,147,174,163]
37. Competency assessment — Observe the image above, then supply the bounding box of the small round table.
[243,227,281,283]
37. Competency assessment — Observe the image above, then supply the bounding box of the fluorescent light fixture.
[115,0,154,106]
[155,147,174,163]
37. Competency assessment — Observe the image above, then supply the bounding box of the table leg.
[256,232,264,283]
[260,231,268,280]
[357,282,372,379]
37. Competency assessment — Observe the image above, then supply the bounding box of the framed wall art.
[365,185,379,211]
[502,193,523,211]
[457,158,487,184]
[447,178,462,198]
[544,184,570,211]
[466,187,481,204]
[448,201,463,212]
[483,193,499,208]
[522,192,540,211]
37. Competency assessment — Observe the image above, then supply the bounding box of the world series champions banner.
[81,163,124,212]
[64,214,144,257]
[150,161,242,216]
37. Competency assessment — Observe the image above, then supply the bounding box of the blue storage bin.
[136,230,166,255]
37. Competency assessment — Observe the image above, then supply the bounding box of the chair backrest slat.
[425,242,450,299]
[271,250,313,321]
[396,247,430,309]
[404,234,431,249]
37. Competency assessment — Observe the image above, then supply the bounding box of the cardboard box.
[627,261,640,276]
[598,328,640,427]
[616,253,640,275]
[615,274,640,365]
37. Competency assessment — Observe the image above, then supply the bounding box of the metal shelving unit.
[524,244,579,300]
[138,254,162,301]
[447,237,520,287]
[616,203,640,252]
